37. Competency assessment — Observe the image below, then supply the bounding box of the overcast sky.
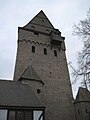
[0,0,90,97]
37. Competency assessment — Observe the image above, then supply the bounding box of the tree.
[71,8,90,90]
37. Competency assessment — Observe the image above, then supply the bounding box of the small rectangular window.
[44,48,47,55]
[34,32,39,36]
[31,26,35,29]
[54,50,57,57]
[46,29,49,32]
[42,19,44,22]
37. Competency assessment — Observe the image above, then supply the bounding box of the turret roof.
[20,65,44,85]
[75,87,90,102]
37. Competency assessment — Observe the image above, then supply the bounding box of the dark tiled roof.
[23,10,54,29]
[0,80,43,108]
[20,65,44,85]
[75,87,90,102]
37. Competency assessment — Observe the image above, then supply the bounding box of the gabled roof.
[0,80,44,108]
[19,65,44,85]
[75,87,90,102]
[23,10,54,29]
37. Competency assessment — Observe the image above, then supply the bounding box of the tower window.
[37,89,41,94]
[44,48,47,55]
[46,29,49,32]
[32,46,35,53]
[31,26,35,29]
[50,72,51,74]
[42,19,44,22]
[34,32,39,36]
[78,109,80,115]
[54,50,57,57]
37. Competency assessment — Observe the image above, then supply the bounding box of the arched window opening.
[32,46,35,53]
[54,50,57,57]
[44,48,47,55]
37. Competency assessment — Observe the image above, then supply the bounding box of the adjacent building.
[74,87,90,120]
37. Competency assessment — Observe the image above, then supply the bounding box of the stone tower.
[14,10,74,120]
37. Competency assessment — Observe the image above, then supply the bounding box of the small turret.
[50,29,64,46]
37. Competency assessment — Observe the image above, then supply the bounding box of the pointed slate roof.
[20,65,44,85]
[23,10,54,29]
[75,87,90,102]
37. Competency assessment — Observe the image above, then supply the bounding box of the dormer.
[50,29,64,46]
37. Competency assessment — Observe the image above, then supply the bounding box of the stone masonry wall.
[14,27,75,120]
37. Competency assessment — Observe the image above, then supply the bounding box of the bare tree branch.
[72,8,90,90]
